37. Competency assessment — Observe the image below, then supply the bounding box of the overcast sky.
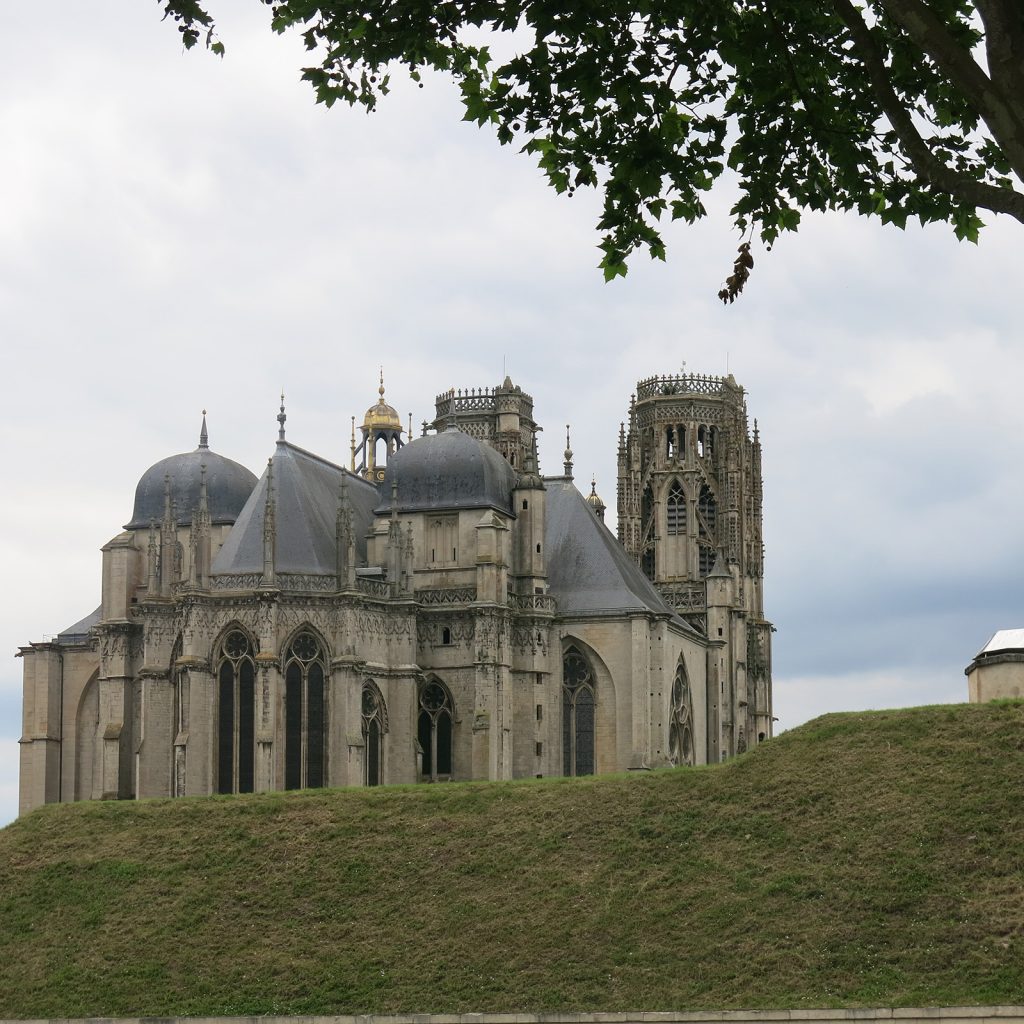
[2,5,1021,827]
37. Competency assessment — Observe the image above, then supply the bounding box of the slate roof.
[544,477,699,634]
[126,448,258,530]
[212,442,378,575]
[56,605,102,644]
[377,428,518,515]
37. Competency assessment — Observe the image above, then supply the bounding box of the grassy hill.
[2,702,1023,1019]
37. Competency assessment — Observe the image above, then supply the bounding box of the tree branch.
[878,0,1024,184]
[832,0,1024,222]
[974,0,1024,117]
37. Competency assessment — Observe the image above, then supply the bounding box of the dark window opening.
[562,646,596,777]
[283,631,327,790]
[419,680,454,782]
[362,682,387,786]
[216,629,256,795]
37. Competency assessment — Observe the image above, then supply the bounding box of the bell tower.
[617,370,772,757]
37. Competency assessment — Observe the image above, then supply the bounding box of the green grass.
[2,701,1024,1018]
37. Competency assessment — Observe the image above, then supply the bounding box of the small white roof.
[980,629,1024,655]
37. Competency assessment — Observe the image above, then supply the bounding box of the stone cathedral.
[18,371,773,815]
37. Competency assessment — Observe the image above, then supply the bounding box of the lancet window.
[362,681,387,787]
[668,659,695,768]
[666,480,686,535]
[284,631,327,790]
[418,679,453,782]
[697,483,718,576]
[216,628,256,795]
[562,646,596,777]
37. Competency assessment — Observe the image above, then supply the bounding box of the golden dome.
[362,372,403,433]
[585,476,607,511]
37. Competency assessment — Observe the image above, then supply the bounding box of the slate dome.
[125,416,258,529]
[376,427,517,515]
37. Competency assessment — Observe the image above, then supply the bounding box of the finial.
[421,419,428,437]
[563,424,574,478]
[277,391,287,443]
[198,410,209,450]
[379,366,385,400]
[590,475,597,496]
[408,412,412,438]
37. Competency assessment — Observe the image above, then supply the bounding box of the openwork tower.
[617,372,772,758]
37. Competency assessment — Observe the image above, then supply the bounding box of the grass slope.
[2,702,1024,1019]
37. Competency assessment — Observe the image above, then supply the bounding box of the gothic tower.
[617,371,772,758]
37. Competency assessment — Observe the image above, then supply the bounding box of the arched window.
[666,480,686,536]
[697,483,718,576]
[284,631,327,790]
[668,659,695,768]
[217,628,256,794]
[562,646,596,777]
[418,679,453,782]
[362,681,387,786]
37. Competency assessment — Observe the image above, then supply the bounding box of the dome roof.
[125,416,258,529]
[362,376,403,433]
[585,477,607,512]
[376,427,517,515]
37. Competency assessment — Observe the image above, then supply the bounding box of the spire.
[261,458,277,588]
[147,521,159,597]
[198,409,209,450]
[350,416,356,472]
[277,392,287,443]
[198,463,209,518]
[563,424,574,479]
[337,473,353,589]
[162,473,173,527]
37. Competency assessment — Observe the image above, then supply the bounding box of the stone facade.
[617,372,772,758]
[18,373,772,816]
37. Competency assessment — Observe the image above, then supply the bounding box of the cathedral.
[17,371,773,815]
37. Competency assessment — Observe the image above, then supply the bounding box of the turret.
[352,370,405,483]
[511,428,547,596]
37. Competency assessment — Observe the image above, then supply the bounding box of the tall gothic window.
[418,679,453,782]
[217,629,256,795]
[666,480,686,535]
[284,631,327,790]
[362,681,387,787]
[698,483,718,576]
[668,659,695,767]
[562,646,596,777]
